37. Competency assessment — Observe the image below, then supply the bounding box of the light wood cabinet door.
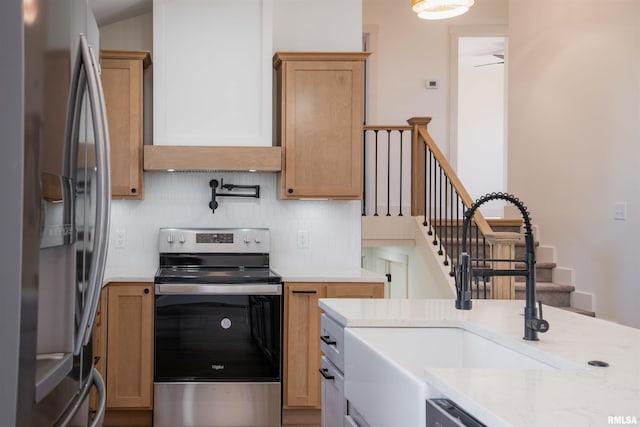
[284,283,325,408]
[283,281,384,410]
[105,282,154,409]
[325,282,384,299]
[100,50,150,199]
[274,52,369,199]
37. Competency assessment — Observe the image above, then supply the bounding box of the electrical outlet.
[115,230,127,249]
[614,202,627,221]
[297,230,309,248]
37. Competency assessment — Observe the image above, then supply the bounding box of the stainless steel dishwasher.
[426,399,486,427]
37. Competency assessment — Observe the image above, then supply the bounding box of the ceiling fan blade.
[474,61,504,67]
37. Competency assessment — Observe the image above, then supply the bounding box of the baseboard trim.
[102,410,152,426]
[552,267,574,286]
[571,291,594,312]
[282,408,321,425]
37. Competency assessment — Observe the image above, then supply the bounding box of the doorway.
[450,27,507,218]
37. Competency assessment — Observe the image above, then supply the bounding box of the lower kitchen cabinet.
[283,281,384,412]
[92,282,154,425]
[284,282,324,408]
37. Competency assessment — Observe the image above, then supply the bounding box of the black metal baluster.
[362,130,367,216]
[374,130,379,216]
[483,234,488,300]
[453,194,460,278]
[443,176,449,266]
[449,182,455,275]
[475,221,481,298]
[423,143,428,226]
[438,166,443,256]
[386,130,391,216]
[431,154,437,244]
[470,217,476,299]
[399,130,404,216]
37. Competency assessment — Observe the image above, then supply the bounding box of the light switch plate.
[115,230,127,248]
[614,202,627,221]
[297,230,309,248]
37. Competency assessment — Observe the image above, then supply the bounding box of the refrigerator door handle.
[55,368,106,427]
[73,34,112,354]
[81,41,111,348]
[89,369,106,427]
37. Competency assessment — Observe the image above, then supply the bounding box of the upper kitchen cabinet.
[273,52,370,199]
[101,50,151,199]
[153,0,272,147]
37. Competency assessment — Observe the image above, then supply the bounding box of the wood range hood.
[143,145,282,172]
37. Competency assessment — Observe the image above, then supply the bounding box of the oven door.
[154,283,282,382]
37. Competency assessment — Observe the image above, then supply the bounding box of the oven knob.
[243,235,251,244]
[254,237,261,244]
[179,234,185,244]
[167,234,175,244]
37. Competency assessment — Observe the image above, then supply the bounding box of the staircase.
[361,117,594,317]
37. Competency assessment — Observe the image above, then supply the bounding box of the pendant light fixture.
[411,0,475,20]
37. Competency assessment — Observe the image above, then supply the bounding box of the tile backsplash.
[105,171,362,278]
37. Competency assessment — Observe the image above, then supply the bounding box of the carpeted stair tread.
[515,282,574,307]
[515,282,574,293]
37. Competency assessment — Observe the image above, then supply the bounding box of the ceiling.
[91,0,152,26]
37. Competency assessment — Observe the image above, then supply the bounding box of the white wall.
[99,12,152,51]
[273,0,362,51]
[102,2,365,279]
[508,0,640,328]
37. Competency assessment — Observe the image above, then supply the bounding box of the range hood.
[143,145,282,172]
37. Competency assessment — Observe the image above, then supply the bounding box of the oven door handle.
[155,283,282,295]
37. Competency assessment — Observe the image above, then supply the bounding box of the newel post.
[407,116,432,216]
[484,232,520,300]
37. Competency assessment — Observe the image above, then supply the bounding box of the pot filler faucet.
[455,192,549,341]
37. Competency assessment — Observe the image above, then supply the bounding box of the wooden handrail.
[416,127,493,236]
[363,125,412,131]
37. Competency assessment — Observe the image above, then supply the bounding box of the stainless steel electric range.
[153,228,282,427]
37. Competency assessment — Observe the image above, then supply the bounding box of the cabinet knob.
[144,288,150,294]
[131,188,137,194]
[287,188,293,194]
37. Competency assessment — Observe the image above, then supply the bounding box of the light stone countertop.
[103,276,155,286]
[318,298,640,427]
[278,268,386,283]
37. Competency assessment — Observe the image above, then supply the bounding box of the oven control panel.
[159,228,270,253]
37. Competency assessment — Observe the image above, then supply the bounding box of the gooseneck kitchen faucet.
[455,192,549,341]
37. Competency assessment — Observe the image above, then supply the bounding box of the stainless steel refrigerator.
[0,0,111,425]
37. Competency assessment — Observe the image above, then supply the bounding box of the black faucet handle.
[527,301,550,333]
[538,300,544,318]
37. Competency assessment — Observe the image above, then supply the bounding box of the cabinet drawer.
[320,314,345,371]
[320,356,345,427]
